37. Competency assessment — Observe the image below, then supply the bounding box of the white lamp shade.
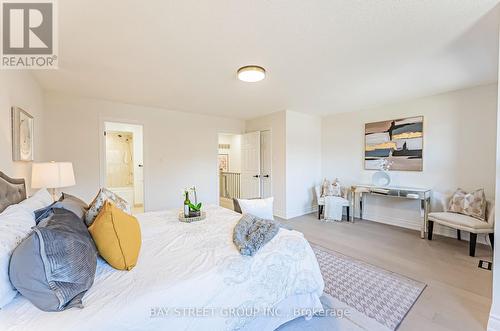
[31,162,76,189]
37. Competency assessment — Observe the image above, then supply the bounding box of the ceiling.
[33,0,500,119]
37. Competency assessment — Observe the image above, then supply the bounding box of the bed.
[0,173,324,331]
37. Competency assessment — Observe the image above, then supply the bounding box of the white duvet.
[0,205,324,331]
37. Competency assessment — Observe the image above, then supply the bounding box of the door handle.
[262,175,269,178]
[253,175,260,178]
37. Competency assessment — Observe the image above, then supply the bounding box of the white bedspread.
[0,205,324,331]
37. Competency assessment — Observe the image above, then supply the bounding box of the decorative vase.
[372,171,391,187]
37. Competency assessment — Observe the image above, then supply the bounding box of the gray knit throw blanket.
[233,214,280,256]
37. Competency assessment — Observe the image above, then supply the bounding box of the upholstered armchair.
[427,192,494,257]
[314,185,350,220]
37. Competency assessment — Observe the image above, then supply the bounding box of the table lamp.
[31,161,76,201]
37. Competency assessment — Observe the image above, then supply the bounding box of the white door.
[260,130,272,198]
[240,131,261,198]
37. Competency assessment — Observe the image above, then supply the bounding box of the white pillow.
[237,197,274,220]
[0,204,36,308]
[19,188,52,213]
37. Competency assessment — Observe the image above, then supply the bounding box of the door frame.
[99,118,146,210]
[217,131,243,205]
[216,129,273,204]
[260,129,273,199]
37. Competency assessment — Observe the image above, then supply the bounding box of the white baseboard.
[274,208,287,220]
[283,205,318,220]
[362,212,489,245]
[488,313,500,331]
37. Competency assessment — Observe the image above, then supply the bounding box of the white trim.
[274,208,287,220]
[99,118,146,210]
[362,212,489,244]
[284,205,319,220]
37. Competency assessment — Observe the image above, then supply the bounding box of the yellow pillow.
[88,201,141,271]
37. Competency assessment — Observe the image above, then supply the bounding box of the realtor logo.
[1,0,57,69]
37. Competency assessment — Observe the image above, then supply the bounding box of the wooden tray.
[178,211,206,223]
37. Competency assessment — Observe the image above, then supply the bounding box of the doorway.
[218,131,272,210]
[103,122,144,213]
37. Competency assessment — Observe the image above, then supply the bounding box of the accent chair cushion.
[88,201,141,271]
[429,212,493,231]
[448,188,487,221]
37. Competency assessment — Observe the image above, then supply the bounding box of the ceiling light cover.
[237,65,266,82]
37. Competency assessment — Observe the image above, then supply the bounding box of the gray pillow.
[34,199,87,223]
[9,208,97,311]
[59,192,89,219]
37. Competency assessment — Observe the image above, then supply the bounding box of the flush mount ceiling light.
[237,65,266,82]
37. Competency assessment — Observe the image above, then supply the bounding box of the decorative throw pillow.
[59,192,89,209]
[330,179,342,197]
[88,201,141,271]
[322,179,333,196]
[233,214,280,256]
[9,208,97,312]
[322,178,342,197]
[236,197,274,220]
[85,188,131,226]
[448,188,487,221]
[58,193,89,220]
[35,198,89,223]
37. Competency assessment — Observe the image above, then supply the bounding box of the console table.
[350,185,431,239]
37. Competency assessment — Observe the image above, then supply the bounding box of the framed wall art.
[12,107,34,161]
[365,116,423,171]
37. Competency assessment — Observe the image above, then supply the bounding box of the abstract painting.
[365,116,423,171]
[218,154,229,172]
[11,107,34,161]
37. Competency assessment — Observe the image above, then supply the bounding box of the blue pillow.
[9,208,97,311]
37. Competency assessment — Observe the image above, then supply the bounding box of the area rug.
[278,244,426,331]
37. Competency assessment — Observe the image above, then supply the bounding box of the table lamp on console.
[31,161,76,201]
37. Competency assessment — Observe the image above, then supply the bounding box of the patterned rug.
[313,244,426,330]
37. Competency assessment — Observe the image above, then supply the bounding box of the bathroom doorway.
[103,122,144,213]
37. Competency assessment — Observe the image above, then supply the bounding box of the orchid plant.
[182,186,202,212]
[379,159,394,171]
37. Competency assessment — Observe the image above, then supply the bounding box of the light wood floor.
[280,213,493,331]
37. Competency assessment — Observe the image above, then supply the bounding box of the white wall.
[42,92,244,211]
[286,111,322,218]
[0,71,45,194]
[322,84,497,239]
[218,133,241,173]
[246,111,287,218]
[487,37,500,331]
[246,110,322,219]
